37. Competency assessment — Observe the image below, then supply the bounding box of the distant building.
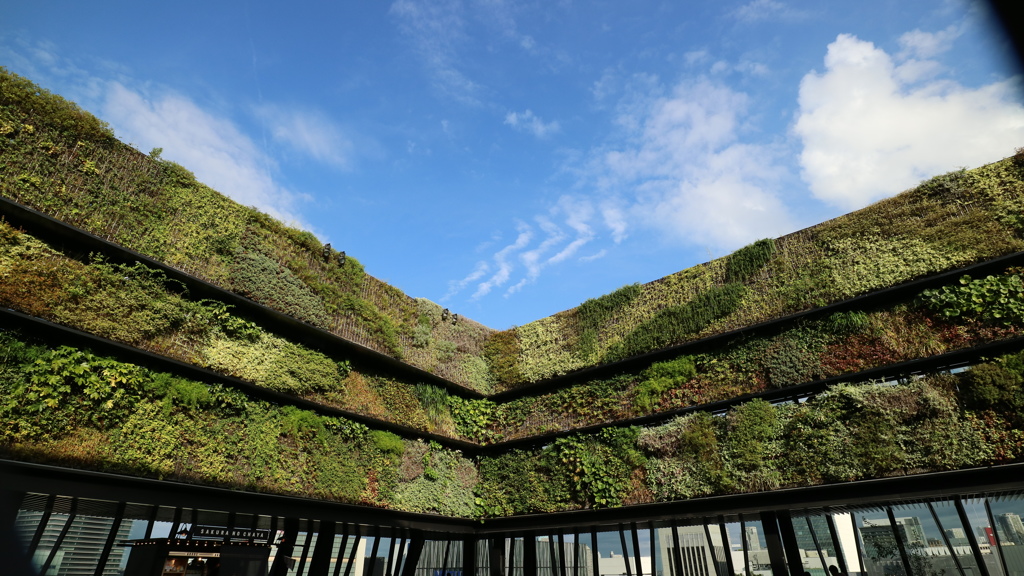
[15,511,133,576]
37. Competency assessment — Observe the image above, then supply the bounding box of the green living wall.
[465,268,1024,442]
[477,359,1024,516]
[4,327,1022,519]
[0,68,495,393]
[0,219,494,442]
[486,156,1024,388]
[0,330,478,517]
[3,67,1024,520]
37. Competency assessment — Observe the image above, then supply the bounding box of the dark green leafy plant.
[920,272,1024,325]
[724,238,775,283]
[633,356,697,412]
[607,283,747,361]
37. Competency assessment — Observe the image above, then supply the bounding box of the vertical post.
[296,520,316,576]
[619,526,634,576]
[591,529,600,576]
[270,516,300,576]
[39,498,78,575]
[630,523,643,576]
[401,532,425,576]
[648,522,657,576]
[719,519,737,576]
[93,501,128,576]
[927,503,966,576]
[760,512,791,576]
[774,511,803,576]
[26,494,56,557]
[984,498,1010,576]
[143,504,158,539]
[308,520,336,576]
[885,507,913,576]
[806,517,830,575]
[387,531,403,576]
[490,536,506,576]
[524,533,538,576]
[344,531,363,576]
[465,536,479,576]
[824,512,848,576]
[334,524,351,576]
[703,521,724,576]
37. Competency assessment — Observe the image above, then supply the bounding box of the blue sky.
[3,0,1023,329]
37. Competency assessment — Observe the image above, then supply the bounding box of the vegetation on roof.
[3,67,1024,519]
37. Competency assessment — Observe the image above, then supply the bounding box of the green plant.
[607,283,747,361]
[724,239,776,283]
[633,356,697,412]
[920,272,1024,325]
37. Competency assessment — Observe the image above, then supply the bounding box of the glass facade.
[11,490,1024,576]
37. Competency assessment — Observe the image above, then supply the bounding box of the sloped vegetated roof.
[2,67,1024,519]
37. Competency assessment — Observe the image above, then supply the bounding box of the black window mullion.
[983,498,1011,576]
[39,497,78,575]
[168,506,183,541]
[805,516,830,575]
[824,511,848,576]
[334,523,351,576]
[760,511,790,576]
[927,502,966,576]
[309,520,337,576]
[718,518,737,576]
[740,517,750,576]
[440,538,452,576]
[590,529,599,576]
[619,525,633,576]
[26,493,56,557]
[465,536,479,576]
[296,519,316,576]
[774,511,803,576]
[386,530,402,576]
[702,520,722,576]
[524,532,537,576]
[885,507,914,576]
[143,504,158,540]
[558,530,567,576]
[648,522,657,576]
[92,500,128,576]
[401,532,424,576]
[368,526,383,576]
[630,523,643,576]
[344,530,363,576]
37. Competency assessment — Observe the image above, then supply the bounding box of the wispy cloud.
[592,76,794,249]
[448,72,796,303]
[472,223,533,299]
[390,0,481,105]
[794,32,1024,210]
[731,0,808,23]
[504,109,561,138]
[255,105,356,170]
[102,82,310,225]
[2,38,318,227]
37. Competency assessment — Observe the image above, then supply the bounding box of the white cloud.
[472,223,533,299]
[504,109,561,138]
[256,105,355,170]
[591,77,794,249]
[101,82,309,225]
[794,33,1024,210]
[444,260,489,301]
[390,0,481,105]
[731,0,807,23]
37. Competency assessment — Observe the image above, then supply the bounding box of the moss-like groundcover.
[2,67,1024,519]
[2,329,1022,517]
